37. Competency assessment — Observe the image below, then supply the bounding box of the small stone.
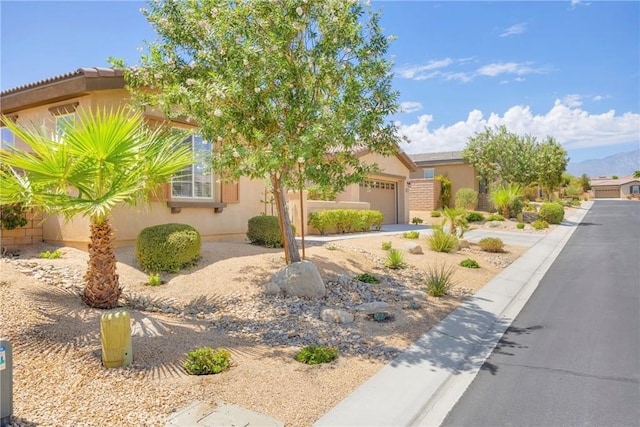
[354,301,391,313]
[458,239,470,249]
[320,308,354,324]
[404,242,423,254]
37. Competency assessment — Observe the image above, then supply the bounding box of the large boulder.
[270,261,326,298]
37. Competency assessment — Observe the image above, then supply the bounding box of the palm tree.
[0,108,192,309]
[489,183,524,218]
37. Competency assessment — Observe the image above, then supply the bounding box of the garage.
[359,179,398,224]
[593,186,620,198]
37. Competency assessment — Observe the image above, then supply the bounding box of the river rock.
[320,308,354,324]
[404,242,423,254]
[354,301,390,313]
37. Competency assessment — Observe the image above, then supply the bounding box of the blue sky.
[1,0,638,163]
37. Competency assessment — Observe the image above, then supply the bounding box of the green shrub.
[489,184,524,218]
[455,188,478,210]
[381,241,392,250]
[136,223,201,273]
[385,249,407,269]
[538,202,564,224]
[306,185,336,201]
[402,231,420,239]
[361,210,384,231]
[411,216,424,225]
[246,215,295,248]
[40,250,62,259]
[308,211,331,235]
[487,213,505,221]
[147,273,162,286]
[436,175,452,208]
[430,210,442,218]
[308,209,382,234]
[354,272,380,284]
[0,203,28,230]
[460,258,480,268]
[465,212,485,222]
[532,219,549,230]
[183,347,231,375]
[516,222,525,229]
[425,263,457,297]
[478,237,504,253]
[427,228,458,253]
[294,345,338,365]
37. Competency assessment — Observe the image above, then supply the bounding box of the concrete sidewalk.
[314,202,593,427]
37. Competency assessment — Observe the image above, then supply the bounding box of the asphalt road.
[442,200,640,427]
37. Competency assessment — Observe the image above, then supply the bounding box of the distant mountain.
[566,149,640,177]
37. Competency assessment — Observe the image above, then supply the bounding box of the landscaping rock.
[320,307,354,324]
[354,301,390,313]
[270,261,326,298]
[487,221,502,228]
[264,281,281,296]
[523,211,539,223]
[404,242,423,254]
[458,239,470,249]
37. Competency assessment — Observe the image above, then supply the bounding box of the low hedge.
[308,209,383,235]
[136,223,201,273]
[247,215,295,248]
[538,202,564,224]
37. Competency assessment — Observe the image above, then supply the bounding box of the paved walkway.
[314,202,593,426]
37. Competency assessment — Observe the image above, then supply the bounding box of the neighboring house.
[407,150,489,211]
[0,67,415,248]
[590,176,640,199]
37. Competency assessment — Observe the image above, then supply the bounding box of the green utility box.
[0,339,12,427]
[100,309,132,368]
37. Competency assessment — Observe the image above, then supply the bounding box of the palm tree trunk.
[82,218,121,309]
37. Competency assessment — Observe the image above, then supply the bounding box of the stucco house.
[0,67,416,249]
[406,150,489,211]
[590,176,640,199]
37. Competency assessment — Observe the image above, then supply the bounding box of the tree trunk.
[271,174,301,264]
[82,218,121,309]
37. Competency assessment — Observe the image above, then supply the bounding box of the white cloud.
[477,62,545,77]
[398,100,640,153]
[500,23,527,37]
[570,0,591,8]
[396,59,546,82]
[400,101,423,113]
[562,94,583,107]
[396,58,453,79]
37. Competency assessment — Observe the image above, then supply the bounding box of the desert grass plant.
[354,272,380,284]
[460,258,480,268]
[487,213,505,221]
[532,219,549,230]
[465,211,485,222]
[39,250,62,259]
[516,222,525,229]
[402,231,420,239]
[425,263,457,297]
[147,273,162,286]
[325,243,338,251]
[411,216,424,225]
[478,237,504,253]
[426,228,458,253]
[183,347,231,375]
[441,207,469,238]
[294,345,338,365]
[430,210,442,217]
[381,241,392,250]
[384,248,407,269]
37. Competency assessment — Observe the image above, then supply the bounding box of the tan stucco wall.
[620,180,640,197]
[411,163,478,208]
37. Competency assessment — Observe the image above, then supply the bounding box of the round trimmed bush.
[538,202,564,224]
[136,223,201,273]
[247,215,294,248]
[478,237,504,253]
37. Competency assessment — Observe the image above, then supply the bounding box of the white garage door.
[359,179,397,224]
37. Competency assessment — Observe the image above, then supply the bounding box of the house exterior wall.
[409,163,479,210]
[407,179,440,211]
[620,180,640,198]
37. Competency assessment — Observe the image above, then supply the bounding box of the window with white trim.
[631,185,640,195]
[172,134,213,199]
[1,126,14,150]
[55,113,76,137]
[424,168,435,179]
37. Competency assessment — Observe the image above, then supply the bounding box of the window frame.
[55,112,76,137]
[171,133,214,200]
[423,168,435,179]
[1,126,14,150]
[631,185,640,195]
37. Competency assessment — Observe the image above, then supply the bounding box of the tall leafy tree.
[462,125,537,187]
[0,108,192,309]
[534,137,568,200]
[122,0,401,264]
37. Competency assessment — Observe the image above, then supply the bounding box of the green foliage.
[612,175,618,180]
[478,237,504,253]
[580,173,592,191]
[487,213,505,221]
[465,211,485,222]
[308,209,383,235]
[136,223,202,272]
[634,171,640,178]
[294,345,338,365]
[460,258,480,269]
[427,228,458,253]
[354,272,380,284]
[403,231,420,239]
[455,188,478,210]
[538,202,564,224]
[306,185,337,201]
[430,210,442,217]
[0,203,28,230]
[436,175,452,208]
[532,219,549,230]
[535,138,569,200]
[384,249,407,269]
[411,216,424,225]
[147,273,162,286]
[489,184,524,218]
[425,264,457,297]
[381,241,392,250]
[441,207,469,238]
[516,222,526,229]
[571,199,581,207]
[183,347,231,375]
[40,250,62,259]
[246,215,293,248]
[326,244,337,251]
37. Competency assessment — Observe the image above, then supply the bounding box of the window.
[1,127,14,150]
[55,113,76,137]
[631,185,640,195]
[423,168,435,179]
[172,134,213,199]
